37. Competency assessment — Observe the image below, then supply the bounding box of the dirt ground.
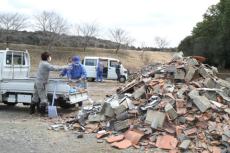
[0,81,163,153]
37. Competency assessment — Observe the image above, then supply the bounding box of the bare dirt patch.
[0,81,149,153]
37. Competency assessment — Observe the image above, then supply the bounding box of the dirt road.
[0,81,156,153]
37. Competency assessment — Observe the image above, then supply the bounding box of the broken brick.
[156,135,178,150]
[111,139,132,149]
[184,128,197,136]
[106,135,124,143]
[124,129,144,145]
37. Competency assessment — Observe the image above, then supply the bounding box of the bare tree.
[34,11,68,51]
[154,36,169,51]
[109,28,131,54]
[0,12,27,46]
[74,23,99,51]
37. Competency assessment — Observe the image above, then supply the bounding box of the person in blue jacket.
[96,61,104,82]
[61,56,87,89]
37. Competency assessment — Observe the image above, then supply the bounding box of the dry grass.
[0,43,174,72]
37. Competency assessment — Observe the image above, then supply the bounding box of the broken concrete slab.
[114,104,127,115]
[132,85,146,99]
[186,57,199,66]
[88,114,105,122]
[203,78,217,88]
[174,68,185,80]
[145,110,166,129]
[156,135,178,150]
[101,102,115,118]
[185,66,196,82]
[188,90,211,112]
[179,139,191,150]
[198,65,211,78]
[165,103,177,120]
[176,85,188,99]
[116,111,129,121]
[191,96,211,112]
[114,119,130,131]
[216,78,230,89]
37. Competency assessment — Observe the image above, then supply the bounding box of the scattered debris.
[49,55,230,152]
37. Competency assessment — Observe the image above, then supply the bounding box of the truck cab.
[0,49,30,80]
[83,56,128,83]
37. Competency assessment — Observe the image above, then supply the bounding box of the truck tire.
[119,76,126,83]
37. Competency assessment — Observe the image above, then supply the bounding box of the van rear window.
[85,59,97,66]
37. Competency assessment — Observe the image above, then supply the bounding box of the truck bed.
[0,78,71,95]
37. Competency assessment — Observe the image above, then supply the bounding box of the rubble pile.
[52,56,230,152]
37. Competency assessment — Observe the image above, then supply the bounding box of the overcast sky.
[0,0,219,47]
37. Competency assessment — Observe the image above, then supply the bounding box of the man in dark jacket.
[115,62,121,82]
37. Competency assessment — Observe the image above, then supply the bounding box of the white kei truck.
[83,56,128,83]
[0,49,88,108]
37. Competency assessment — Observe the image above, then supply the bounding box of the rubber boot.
[29,104,36,114]
[40,102,47,115]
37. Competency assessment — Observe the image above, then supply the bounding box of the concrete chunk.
[165,103,177,120]
[114,104,127,115]
[145,110,165,128]
[179,139,191,150]
[198,65,210,78]
[186,58,199,66]
[174,69,185,80]
[191,96,211,112]
[188,90,211,112]
[114,119,129,131]
[88,114,105,122]
[185,66,196,82]
[132,86,146,99]
[203,78,217,88]
[177,85,188,99]
[101,103,115,118]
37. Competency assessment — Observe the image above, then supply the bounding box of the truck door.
[108,60,118,79]
[3,51,30,79]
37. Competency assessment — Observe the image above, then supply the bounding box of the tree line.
[0,11,135,53]
[178,0,230,69]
